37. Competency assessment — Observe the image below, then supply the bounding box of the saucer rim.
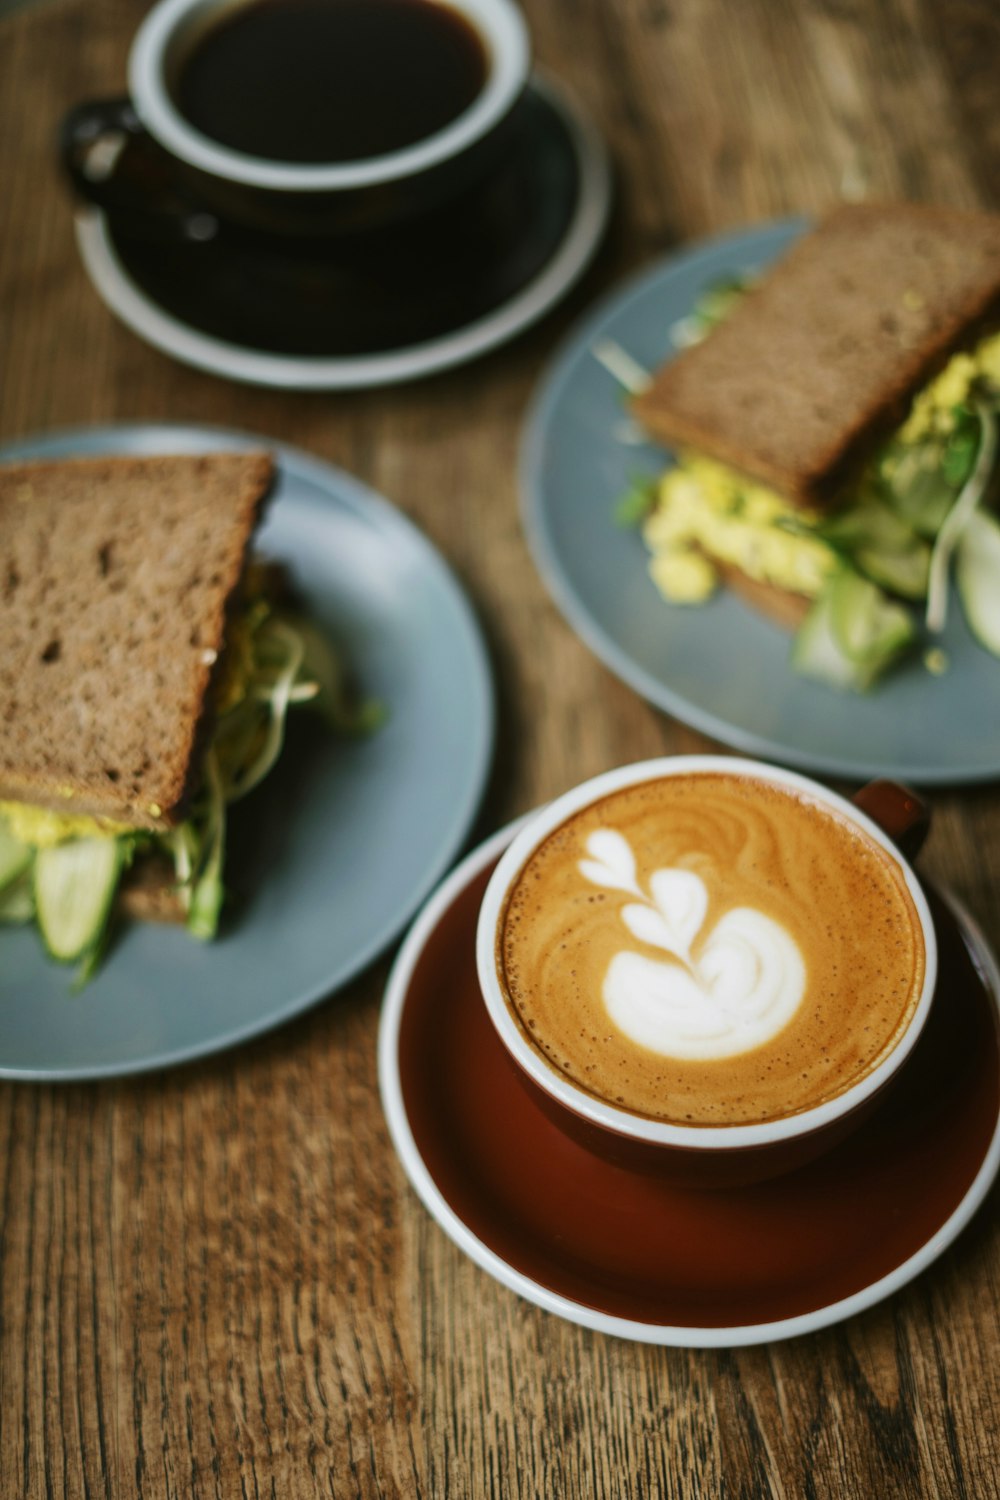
[378,820,1000,1348]
[73,74,611,390]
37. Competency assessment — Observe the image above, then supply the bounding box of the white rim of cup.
[129,0,531,192]
[476,756,939,1151]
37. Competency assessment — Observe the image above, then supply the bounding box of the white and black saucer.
[74,76,611,390]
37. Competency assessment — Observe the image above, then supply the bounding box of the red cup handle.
[852,780,930,861]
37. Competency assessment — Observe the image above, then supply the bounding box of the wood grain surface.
[2,0,1000,1495]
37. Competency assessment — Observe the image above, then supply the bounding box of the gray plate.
[521,219,1000,785]
[0,423,494,1080]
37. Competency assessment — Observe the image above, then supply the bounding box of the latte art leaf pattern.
[579,830,806,1060]
[622,868,708,966]
[577,828,638,893]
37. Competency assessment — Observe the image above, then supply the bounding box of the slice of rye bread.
[118,853,187,924]
[118,852,188,918]
[633,202,1000,507]
[0,450,274,829]
[712,561,810,631]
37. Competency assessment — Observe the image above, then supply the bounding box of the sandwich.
[627,203,1000,689]
[0,450,359,980]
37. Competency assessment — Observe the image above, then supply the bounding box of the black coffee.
[171,0,488,164]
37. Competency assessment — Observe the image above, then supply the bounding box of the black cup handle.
[852,780,930,862]
[59,97,221,243]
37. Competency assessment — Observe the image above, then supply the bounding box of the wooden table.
[2,0,1000,1494]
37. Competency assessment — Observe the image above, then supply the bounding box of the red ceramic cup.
[476,757,937,1188]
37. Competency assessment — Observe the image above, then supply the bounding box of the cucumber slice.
[878,439,957,537]
[956,509,1000,657]
[187,754,226,942]
[792,591,867,690]
[818,498,930,598]
[854,542,930,600]
[0,872,34,923]
[0,817,32,892]
[820,497,919,552]
[828,569,915,665]
[793,574,915,691]
[34,837,124,962]
[926,399,998,633]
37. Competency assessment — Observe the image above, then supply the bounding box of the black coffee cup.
[61,0,531,242]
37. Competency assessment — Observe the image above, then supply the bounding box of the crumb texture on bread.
[0,450,273,828]
[633,203,1000,505]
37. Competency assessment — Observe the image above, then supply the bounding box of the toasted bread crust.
[117,854,186,924]
[713,560,811,630]
[0,451,273,828]
[634,203,1000,507]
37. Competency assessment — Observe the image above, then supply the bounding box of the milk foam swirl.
[579,829,806,1060]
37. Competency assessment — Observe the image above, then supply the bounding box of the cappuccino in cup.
[493,769,927,1128]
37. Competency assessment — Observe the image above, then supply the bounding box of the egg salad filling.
[0,579,378,985]
[619,288,1000,691]
[0,803,132,847]
[644,459,836,604]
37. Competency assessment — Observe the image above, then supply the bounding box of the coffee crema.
[170,0,488,165]
[496,774,926,1126]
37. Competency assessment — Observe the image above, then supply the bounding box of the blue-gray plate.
[521,218,1000,785]
[0,424,493,1080]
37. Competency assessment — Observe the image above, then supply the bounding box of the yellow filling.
[0,802,127,847]
[644,460,835,602]
[900,331,1000,442]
